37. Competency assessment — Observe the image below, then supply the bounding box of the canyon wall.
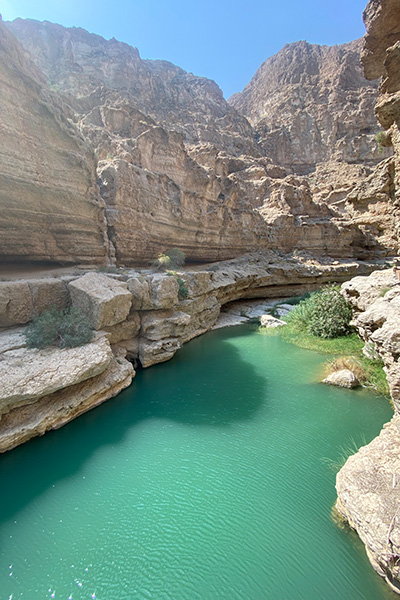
[229,39,385,174]
[1,18,397,266]
[335,1,400,593]
[0,20,109,265]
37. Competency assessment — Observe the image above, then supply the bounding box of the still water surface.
[0,325,396,599]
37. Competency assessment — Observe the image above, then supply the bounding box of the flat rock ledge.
[336,416,400,594]
[0,332,134,452]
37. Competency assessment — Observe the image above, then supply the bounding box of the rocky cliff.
[334,2,400,592]
[229,39,386,174]
[0,19,110,265]
[2,18,395,266]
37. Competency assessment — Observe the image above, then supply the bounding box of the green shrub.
[286,285,352,339]
[152,248,186,271]
[25,307,94,349]
[177,277,189,300]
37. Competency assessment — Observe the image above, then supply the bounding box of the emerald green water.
[0,325,396,600]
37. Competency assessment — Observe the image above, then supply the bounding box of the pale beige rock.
[102,312,141,343]
[323,369,360,389]
[139,338,181,368]
[0,355,134,452]
[0,334,113,415]
[0,278,71,328]
[127,276,152,310]
[69,273,132,329]
[0,21,109,265]
[229,40,384,174]
[149,275,179,309]
[260,314,286,328]
[336,416,400,591]
[141,310,191,341]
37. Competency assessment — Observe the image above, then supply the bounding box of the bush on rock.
[25,307,94,349]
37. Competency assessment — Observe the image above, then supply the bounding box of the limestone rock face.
[0,334,113,415]
[361,0,400,257]
[4,18,381,264]
[336,417,400,593]
[0,353,133,453]
[229,40,385,174]
[0,21,109,265]
[69,272,132,329]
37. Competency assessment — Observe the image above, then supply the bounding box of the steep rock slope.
[229,40,385,174]
[3,18,369,265]
[335,1,400,593]
[0,19,109,265]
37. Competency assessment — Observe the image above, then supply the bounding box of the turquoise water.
[0,324,396,600]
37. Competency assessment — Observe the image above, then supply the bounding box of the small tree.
[25,307,94,349]
[152,248,186,271]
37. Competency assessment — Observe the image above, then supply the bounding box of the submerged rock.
[260,314,286,328]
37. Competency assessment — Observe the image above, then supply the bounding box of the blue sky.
[1,0,369,98]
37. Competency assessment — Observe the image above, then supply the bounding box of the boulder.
[141,310,190,341]
[260,314,286,328]
[139,338,181,368]
[69,273,132,329]
[323,369,360,389]
[149,274,179,309]
[0,354,134,452]
[102,312,141,343]
[127,276,153,310]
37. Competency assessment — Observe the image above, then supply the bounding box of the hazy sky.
[2,0,369,98]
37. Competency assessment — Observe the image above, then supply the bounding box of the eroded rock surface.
[3,18,390,264]
[229,40,386,174]
[0,20,109,265]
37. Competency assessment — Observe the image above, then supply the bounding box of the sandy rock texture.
[323,369,360,388]
[336,417,400,594]
[3,18,393,265]
[229,40,386,174]
[338,269,400,591]
[0,20,109,265]
[0,330,134,452]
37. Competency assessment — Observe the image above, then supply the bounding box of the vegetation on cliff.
[25,307,94,349]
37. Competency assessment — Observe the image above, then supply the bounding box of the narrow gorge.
[2,0,400,595]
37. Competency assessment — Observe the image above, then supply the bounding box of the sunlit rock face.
[229,39,387,175]
[4,18,379,265]
[0,20,109,265]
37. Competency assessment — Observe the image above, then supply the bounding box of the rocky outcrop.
[337,268,400,591]
[0,330,134,452]
[336,416,400,594]
[323,369,360,388]
[229,40,387,174]
[0,254,384,452]
[0,20,109,265]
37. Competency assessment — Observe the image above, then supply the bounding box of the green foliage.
[375,130,387,153]
[286,285,352,339]
[378,285,392,297]
[177,277,189,300]
[166,271,189,299]
[152,248,186,271]
[25,307,94,349]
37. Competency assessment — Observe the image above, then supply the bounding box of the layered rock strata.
[0,254,384,452]
[337,268,400,592]
[229,40,386,174]
[0,20,109,265]
[3,19,393,264]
